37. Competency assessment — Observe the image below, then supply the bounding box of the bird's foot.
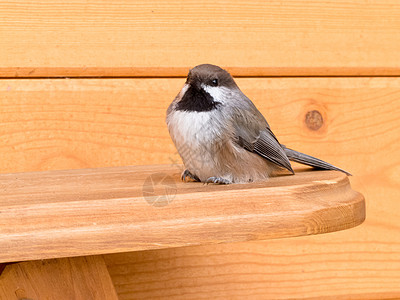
[181,169,200,182]
[205,177,232,185]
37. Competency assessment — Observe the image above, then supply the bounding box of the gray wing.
[232,103,294,173]
[237,127,294,173]
[229,94,349,175]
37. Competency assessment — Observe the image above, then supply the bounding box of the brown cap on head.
[187,64,238,89]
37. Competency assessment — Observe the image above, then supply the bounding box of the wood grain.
[1,0,400,77]
[0,256,118,300]
[1,77,399,175]
[0,165,364,263]
[104,233,400,300]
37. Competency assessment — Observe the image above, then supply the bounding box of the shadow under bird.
[166,64,350,184]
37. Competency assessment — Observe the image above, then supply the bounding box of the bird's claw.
[205,177,232,185]
[181,169,200,182]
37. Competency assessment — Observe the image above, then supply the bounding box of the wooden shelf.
[0,165,365,264]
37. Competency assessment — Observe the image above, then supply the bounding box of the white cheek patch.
[201,84,230,105]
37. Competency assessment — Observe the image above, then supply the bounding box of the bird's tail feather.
[282,146,351,176]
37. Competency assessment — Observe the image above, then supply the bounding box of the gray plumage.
[166,64,350,184]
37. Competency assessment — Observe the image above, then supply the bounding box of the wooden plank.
[2,66,400,78]
[0,164,364,263]
[1,0,400,77]
[0,78,178,173]
[0,256,118,300]
[1,77,400,174]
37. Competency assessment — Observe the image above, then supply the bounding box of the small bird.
[166,64,350,184]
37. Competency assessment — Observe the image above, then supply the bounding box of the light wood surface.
[105,233,400,300]
[1,0,400,77]
[1,77,399,174]
[0,164,364,263]
[0,256,118,300]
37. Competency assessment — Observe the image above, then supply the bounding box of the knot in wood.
[305,110,323,131]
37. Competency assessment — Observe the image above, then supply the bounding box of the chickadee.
[166,64,350,184]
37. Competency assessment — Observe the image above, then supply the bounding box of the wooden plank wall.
[1,0,400,77]
[1,1,400,299]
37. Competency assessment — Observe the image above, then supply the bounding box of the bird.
[166,64,350,184]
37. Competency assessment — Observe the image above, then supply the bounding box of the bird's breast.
[168,109,223,147]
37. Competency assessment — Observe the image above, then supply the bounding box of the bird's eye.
[211,78,218,86]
